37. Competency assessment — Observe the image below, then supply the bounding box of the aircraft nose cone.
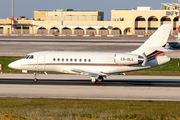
[8,62,16,69]
[8,63,13,68]
[8,60,21,69]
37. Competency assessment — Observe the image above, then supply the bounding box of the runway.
[0,74,180,101]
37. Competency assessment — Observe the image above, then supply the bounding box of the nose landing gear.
[34,71,38,82]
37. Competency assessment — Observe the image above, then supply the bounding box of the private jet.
[8,24,172,83]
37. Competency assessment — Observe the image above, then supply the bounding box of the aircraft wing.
[71,68,107,77]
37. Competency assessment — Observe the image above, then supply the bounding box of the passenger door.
[37,54,45,71]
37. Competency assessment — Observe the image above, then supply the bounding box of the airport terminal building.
[0,3,179,36]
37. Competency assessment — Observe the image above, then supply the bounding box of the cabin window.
[70,58,73,62]
[53,58,56,61]
[88,59,91,62]
[66,58,68,62]
[57,58,60,61]
[74,59,77,62]
[62,58,64,62]
[84,59,87,62]
[79,59,82,62]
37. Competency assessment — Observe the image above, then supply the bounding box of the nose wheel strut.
[34,72,38,82]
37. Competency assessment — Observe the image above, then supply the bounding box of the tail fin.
[131,24,172,56]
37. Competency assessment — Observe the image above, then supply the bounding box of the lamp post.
[12,0,14,33]
[12,0,14,18]
[178,0,180,38]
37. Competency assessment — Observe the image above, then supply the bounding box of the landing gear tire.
[34,78,38,82]
[34,71,38,82]
[97,76,104,82]
[91,77,97,84]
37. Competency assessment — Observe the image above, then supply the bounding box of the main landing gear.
[91,76,104,84]
[34,71,38,82]
[97,76,104,82]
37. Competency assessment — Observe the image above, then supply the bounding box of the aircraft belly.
[43,64,150,74]
[106,66,149,73]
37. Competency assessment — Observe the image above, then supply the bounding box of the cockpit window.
[23,55,29,59]
[23,55,34,59]
[29,55,34,59]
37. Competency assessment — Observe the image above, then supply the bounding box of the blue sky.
[0,0,178,20]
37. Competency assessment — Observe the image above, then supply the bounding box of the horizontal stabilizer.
[147,46,172,52]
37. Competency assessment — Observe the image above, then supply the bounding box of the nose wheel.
[34,72,38,82]
[34,78,38,82]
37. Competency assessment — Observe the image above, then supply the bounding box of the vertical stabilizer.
[131,24,172,56]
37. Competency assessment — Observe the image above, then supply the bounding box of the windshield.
[23,55,29,59]
[23,55,34,59]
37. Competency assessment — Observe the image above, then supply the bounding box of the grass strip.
[0,56,22,73]
[127,58,180,76]
[0,98,179,120]
[0,56,180,75]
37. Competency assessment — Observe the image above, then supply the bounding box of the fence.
[148,30,157,35]
[99,30,109,35]
[62,29,72,35]
[0,29,3,34]
[173,30,178,35]
[135,30,145,35]
[111,30,121,35]
[74,29,84,35]
[0,28,178,36]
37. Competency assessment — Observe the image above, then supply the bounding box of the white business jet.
[8,24,172,83]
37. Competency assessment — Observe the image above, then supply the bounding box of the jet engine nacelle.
[114,53,144,65]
